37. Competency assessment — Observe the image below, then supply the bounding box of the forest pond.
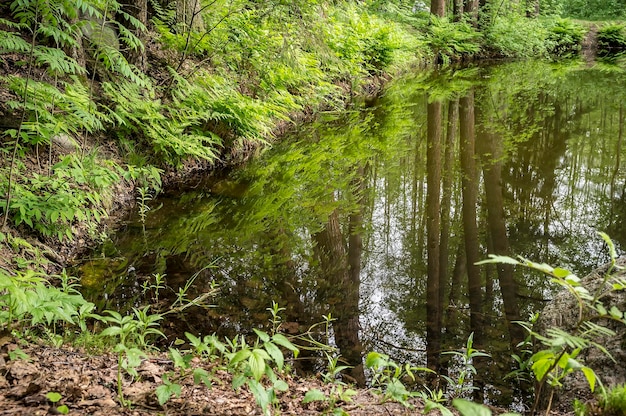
[76,59,626,408]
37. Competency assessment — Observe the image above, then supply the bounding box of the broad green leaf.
[452,399,492,416]
[192,368,211,386]
[581,366,597,392]
[609,306,623,319]
[46,392,62,403]
[253,328,270,342]
[250,349,270,381]
[598,232,617,261]
[232,374,246,390]
[302,389,327,403]
[99,326,122,338]
[424,401,454,416]
[57,405,69,415]
[274,379,289,391]
[155,384,172,406]
[263,341,284,370]
[553,267,571,278]
[248,379,271,415]
[365,351,387,368]
[229,349,251,366]
[271,334,299,356]
[531,357,553,381]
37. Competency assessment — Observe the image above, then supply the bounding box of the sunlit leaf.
[263,341,284,370]
[452,398,492,416]
[250,349,270,381]
[303,388,326,404]
[581,366,597,392]
[253,328,270,342]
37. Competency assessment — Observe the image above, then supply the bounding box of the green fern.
[0,30,31,53]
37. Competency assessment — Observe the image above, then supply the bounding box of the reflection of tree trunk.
[610,104,624,224]
[265,227,317,375]
[439,99,458,315]
[478,130,524,347]
[314,207,365,386]
[460,89,484,401]
[426,100,443,373]
[459,90,483,339]
[347,164,367,385]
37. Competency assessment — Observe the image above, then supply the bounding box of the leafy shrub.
[547,18,585,57]
[598,24,626,56]
[0,268,94,333]
[484,15,551,58]
[600,383,626,415]
[423,16,482,64]
[561,0,626,20]
[1,154,117,240]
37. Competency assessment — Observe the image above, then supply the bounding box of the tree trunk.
[177,0,204,32]
[124,0,148,69]
[431,0,446,17]
[452,0,464,21]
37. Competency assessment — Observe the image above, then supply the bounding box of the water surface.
[77,59,626,406]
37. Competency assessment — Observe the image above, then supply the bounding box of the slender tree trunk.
[464,0,479,24]
[478,130,524,347]
[177,0,204,31]
[439,99,458,316]
[124,0,148,69]
[453,0,464,21]
[431,0,446,17]
[314,209,365,386]
[460,88,485,401]
[459,90,482,339]
[426,99,443,374]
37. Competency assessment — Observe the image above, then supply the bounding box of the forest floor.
[0,339,447,416]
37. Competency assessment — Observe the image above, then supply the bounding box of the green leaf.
[100,326,122,338]
[274,379,288,392]
[475,255,520,266]
[250,349,271,381]
[46,392,62,403]
[57,405,69,415]
[609,306,623,319]
[271,333,299,357]
[581,366,597,392]
[229,349,252,366]
[155,384,172,406]
[232,374,246,390]
[553,267,572,278]
[263,341,284,370]
[598,232,617,261]
[365,351,388,368]
[302,389,327,404]
[452,398,492,416]
[248,379,272,416]
[253,328,270,342]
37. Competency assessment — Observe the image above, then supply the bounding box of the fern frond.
[0,30,31,53]
[0,18,27,30]
[33,46,85,75]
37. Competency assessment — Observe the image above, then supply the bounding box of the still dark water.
[77,59,626,408]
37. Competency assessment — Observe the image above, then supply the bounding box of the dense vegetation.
[1,0,626,415]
